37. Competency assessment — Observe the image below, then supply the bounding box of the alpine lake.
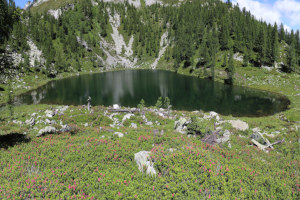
[16,70,290,117]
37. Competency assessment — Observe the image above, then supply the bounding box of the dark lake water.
[17,70,290,117]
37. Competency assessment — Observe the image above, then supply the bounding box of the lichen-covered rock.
[37,126,56,137]
[134,151,156,176]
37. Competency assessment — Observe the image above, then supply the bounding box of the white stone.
[122,113,134,123]
[204,111,220,121]
[45,110,54,118]
[130,123,137,129]
[134,151,156,176]
[174,117,188,133]
[113,104,120,109]
[25,117,35,126]
[146,121,153,126]
[37,126,56,137]
[228,120,249,131]
[114,132,124,138]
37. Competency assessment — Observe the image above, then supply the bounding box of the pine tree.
[257,26,267,66]
[279,23,285,41]
[271,23,279,66]
[243,47,249,67]
[222,53,227,68]
[288,44,297,72]
[210,24,219,80]
[227,50,235,84]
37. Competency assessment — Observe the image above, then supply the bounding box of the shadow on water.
[0,133,31,149]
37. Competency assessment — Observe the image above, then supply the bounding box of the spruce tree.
[271,23,279,66]
[227,50,235,84]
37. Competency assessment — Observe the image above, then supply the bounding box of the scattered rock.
[114,132,124,138]
[12,120,23,125]
[216,130,231,144]
[134,151,156,176]
[228,120,249,131]
[45,119,51,124]
[45,110,55,118]
[204,111,220,121]
[113,104,120,109]
[37,126,56,137]
[168,148,176,153]
[60,125,71,132]
[174,117,188,133]
[25,117,35,126]
[122,113,134,123]
[130,123,137,129]
[146,121,153,126]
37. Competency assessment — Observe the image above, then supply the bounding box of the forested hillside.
[0,0,299,84]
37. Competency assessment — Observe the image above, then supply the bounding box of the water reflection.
[16,70,290,117]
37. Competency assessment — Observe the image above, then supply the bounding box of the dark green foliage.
[164,97,171,109]
[137,99,145,110]
[155,96,163,108]
[187,116,207,137]
[1,0,299,82]
[227,50,235,84]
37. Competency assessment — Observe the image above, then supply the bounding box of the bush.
[187,116,210,137]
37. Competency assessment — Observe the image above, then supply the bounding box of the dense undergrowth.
[0,104,299,199]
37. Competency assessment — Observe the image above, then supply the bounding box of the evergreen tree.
[222,53,227,68]
[243,47,249,67]
[288,44,297,72]
[227,50,235,84]
[271,23,279,66]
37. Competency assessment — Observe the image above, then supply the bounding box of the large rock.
[37,126,56,137]
[134,151,156,176]
[174,117,188,133]
[228,120,249,131]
